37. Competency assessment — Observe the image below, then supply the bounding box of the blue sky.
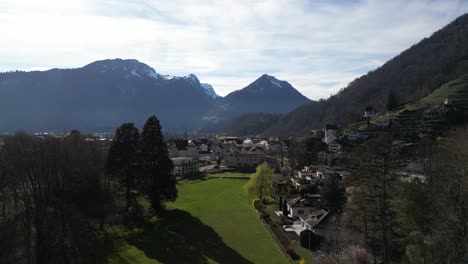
[0,0,467,99]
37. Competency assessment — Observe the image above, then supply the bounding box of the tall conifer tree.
[140,116,177,212]
[107,123,140,212]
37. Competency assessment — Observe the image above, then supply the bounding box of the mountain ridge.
[0,59,309,133]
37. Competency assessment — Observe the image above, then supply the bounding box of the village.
[161,99,462,258]
[0,97,462,262]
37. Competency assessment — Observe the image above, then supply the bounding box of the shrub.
[285,247,300,260]
[252,199,264,211]
[285,247,295,254]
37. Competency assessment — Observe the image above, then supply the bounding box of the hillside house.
[167,139,189,158]
[168,138,220,161]
[299,209,329,230]
[286,196,321,218]
[364,106,378,119]
[323,124,338,145]
[291,166,320,190]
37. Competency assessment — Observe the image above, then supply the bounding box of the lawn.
[99,173,291,264]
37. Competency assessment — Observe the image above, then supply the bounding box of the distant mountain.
[200,74,311,131]
[247,13,468,136]
[0,59,310,133]
[200,83,221,99]
[0,59,218,132]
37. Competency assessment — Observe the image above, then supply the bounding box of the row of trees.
[347,129,468,263]
[0,115,177,264]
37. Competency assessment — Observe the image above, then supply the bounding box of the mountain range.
[2,13,467,136]
[0,59,310,133]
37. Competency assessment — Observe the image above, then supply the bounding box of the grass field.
[101,174,291,264]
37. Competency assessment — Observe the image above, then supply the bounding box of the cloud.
[0,0,467,99]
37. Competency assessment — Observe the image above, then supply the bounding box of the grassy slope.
[103,174,290,264]
[340,74,468,133]
[404,74,468,111]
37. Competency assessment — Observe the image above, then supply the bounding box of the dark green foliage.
[385,90,398,111]
[320,176,346,214]
[299,229,323,251]
[395,181,432,234]
[107,123,140,212]
[288,137,324,169]
[140,116,177,212]
[282,199,288,216]
[221,113,282,137]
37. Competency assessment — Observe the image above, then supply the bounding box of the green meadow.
[100,173,291,264]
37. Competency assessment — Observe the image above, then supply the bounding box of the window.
[297,210,304,214]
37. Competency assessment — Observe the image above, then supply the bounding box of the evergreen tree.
[107,123,140,213]
[282,199,288,216]
[300,229,323,251]
[140,115,177,212]
[320,175,346,214]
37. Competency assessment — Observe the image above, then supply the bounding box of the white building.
[171,157,198,177]
[299,209,328,230]
[286,196,321,218]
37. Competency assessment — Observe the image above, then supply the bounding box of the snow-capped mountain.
[83,59,221,98]
[0,59,219,132]
[83,59,163,80]
[0,59,309,133]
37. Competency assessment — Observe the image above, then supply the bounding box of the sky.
[0,0,467,99]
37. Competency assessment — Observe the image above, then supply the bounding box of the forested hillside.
[221,113,282,137]
[256,13,468,136]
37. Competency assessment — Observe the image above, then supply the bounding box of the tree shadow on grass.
[126,209,254,264]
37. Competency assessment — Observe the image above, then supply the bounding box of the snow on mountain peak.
[261,74,284,88]
[84,59,219,99]
[84,59,163,80]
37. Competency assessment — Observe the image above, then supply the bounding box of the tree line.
[0,115,176,264]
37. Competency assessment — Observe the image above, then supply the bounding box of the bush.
[252,199,264,211]
[300,229,323,251]
[285,247,295,254]
[284,247,300,260]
